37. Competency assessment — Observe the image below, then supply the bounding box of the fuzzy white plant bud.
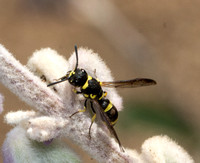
[2,126,80,163]
[27,116,68,142]
[141,135,194,163]
[27,48,72,101]
[4,110,36,125]
[27,48,69,81]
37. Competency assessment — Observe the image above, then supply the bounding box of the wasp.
[47,45,156,152]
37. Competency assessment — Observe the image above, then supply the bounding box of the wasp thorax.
[67,68,88,87]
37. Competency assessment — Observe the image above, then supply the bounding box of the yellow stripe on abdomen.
[111,117,118,126]
[104,102,113,112]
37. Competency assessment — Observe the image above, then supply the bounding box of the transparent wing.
[101,78,156,88]
[93,101,124,152]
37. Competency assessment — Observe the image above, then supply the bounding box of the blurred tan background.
[0,0,200,162]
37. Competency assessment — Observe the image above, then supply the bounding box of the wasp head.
[47,45,87,87]
[67,68,88,87]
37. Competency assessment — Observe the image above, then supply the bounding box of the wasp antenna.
[47,76,68,87]
[74,45,79,70]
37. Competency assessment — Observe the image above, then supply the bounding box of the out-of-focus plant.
[0,93,4,114]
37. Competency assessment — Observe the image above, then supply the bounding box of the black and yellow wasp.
[47,45,156,152]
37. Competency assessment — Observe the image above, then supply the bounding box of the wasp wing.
[101,78,156,88]
[93,101,124,152]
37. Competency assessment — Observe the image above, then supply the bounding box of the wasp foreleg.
[72,88,82,94]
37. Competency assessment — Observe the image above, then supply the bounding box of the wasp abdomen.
[98,98,118,126]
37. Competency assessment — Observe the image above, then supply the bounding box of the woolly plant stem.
[0,45,135,162]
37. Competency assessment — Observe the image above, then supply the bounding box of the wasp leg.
[69,99,88,118]
[88,101,97,139]
[103,91,107,97]
[72,88,82,94]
